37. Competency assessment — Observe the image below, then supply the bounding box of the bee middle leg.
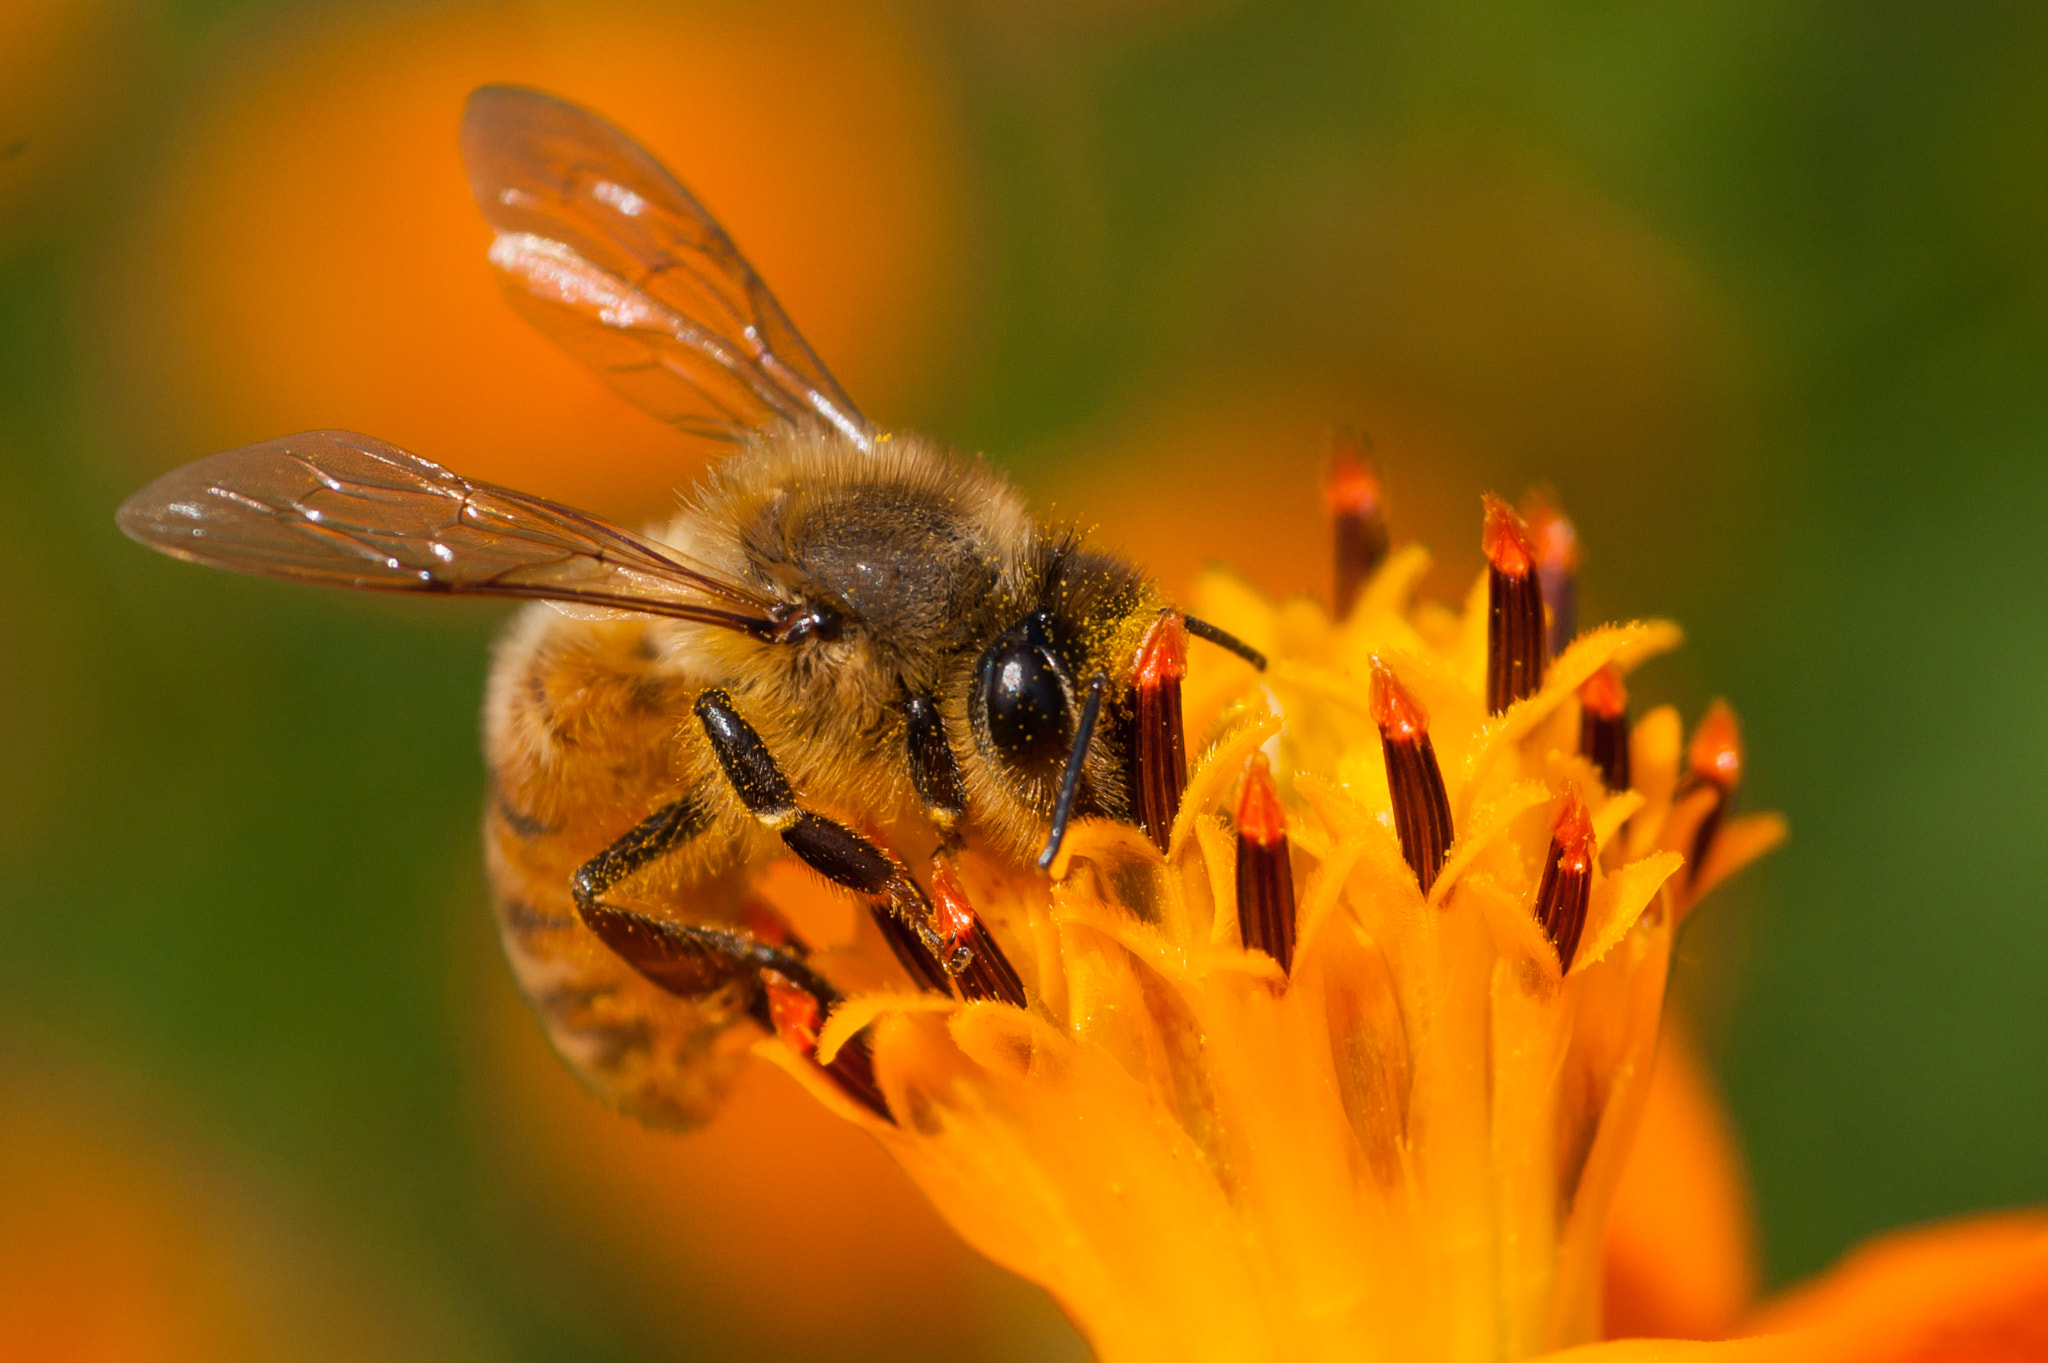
[694,688,1027,1008]
[566,799,890,1118]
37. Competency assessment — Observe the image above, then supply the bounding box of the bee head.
[967,540,1160,826]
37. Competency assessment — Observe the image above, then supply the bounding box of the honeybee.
[117,86,1262,1127]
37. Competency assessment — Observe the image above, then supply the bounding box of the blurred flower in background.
[3,2,2045,1360]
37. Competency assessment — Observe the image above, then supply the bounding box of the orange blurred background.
[6,1,2047,1359]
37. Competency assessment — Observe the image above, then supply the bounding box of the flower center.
[754,449,1784,1363]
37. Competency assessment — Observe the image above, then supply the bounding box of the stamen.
[1369,657,1455,894]
[1577,664,1632,792]
[1533,783,1596,972]
[1132,613,1189,853]
[1482,493,1546,714]
[932,857,1029,1008]
[1681,699,1744,885]
[1523,492,1580,659]
[869,903,953,994]
[762,968,890,1121]
[1235,752,1297,975]
[1327,430,1389,619]
[740,898,805,952]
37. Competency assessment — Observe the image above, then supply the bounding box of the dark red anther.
[1523,492,1580,659]
[1132,611,1189,853]
[931,856,1029,1009]
[740,898,803,951]
[869,904,953,994]
[1327,430,1390,618]
[1234,753,1298,976]
[1681,700,1743,885]
[762,968,891,1121]
[1686,699,1743,790]
[845,824,954,994]
[1370,657,1455,895]
[1533,784,1597,972]
[1577,664,1632,793]
[762,969,824,1057]
[1483,494,1546,714]
[930,858,976,947]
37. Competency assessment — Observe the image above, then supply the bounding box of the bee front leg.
[902,693,966,843]
[694,689,1027,1008]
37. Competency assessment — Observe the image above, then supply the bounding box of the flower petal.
[816,991,958,1067]
[1686,812,1789,907]
[1602,1021,1759,1341]
[1744,1211,2048,1342]
[1573,853,1682,974]
[1560,1213,2048,1361]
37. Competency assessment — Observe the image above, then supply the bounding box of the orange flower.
[726,474,1774,1360]
[737,470,2043,1360]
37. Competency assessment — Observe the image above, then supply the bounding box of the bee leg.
[901,692,1031,1006]
[570,795,708,918]
[577,906,890,1121]
[902,693,967,845]
[695,689,1029,1008]
[566,793,742,993]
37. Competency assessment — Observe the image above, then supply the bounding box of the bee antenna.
[1183,616,1268,671]
[1036,675,1108,874]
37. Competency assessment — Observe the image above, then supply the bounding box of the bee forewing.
[460,84,870,450]
[117,429,782,631]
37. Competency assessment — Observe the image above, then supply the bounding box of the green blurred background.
[2,1,2044,1358]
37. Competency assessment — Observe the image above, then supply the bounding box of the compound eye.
[977,619,1073,786]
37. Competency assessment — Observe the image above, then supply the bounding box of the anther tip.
[1481,493,1536,577]
[1325,432,1383,517]
[1688,699,1744,788]
[762,969,823,1059]
[930,857,976,947]
[1552,781,1595,853]
[1368,656,1430,741]
[740,898,799,949]
[1136,611,1188,686]
[1578,664,1628,719]
[1236,752,1288,847]
[1522,493,1581,576]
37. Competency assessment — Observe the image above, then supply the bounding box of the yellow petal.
[1603,1019,1759,1341]
[817,991,958,1066]
[1574,852,1683,974]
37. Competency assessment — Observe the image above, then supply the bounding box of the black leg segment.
[903,694,966,834]
[695,687,1029,1006]
[694,689,798,825]
[581,904,892,1121]
[571,795,707,910]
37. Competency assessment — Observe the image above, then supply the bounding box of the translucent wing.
[460,84,870,450]
[116,430,783,634]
